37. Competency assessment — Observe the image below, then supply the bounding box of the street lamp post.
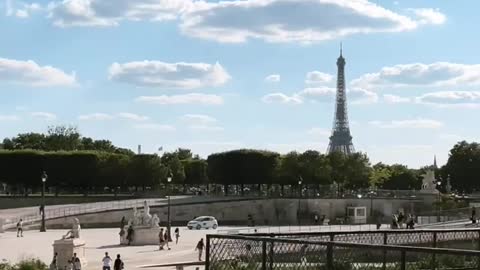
[435,180,442,222]
[298,178,303,198]
[167,174,172,242]
[40,171,47,232]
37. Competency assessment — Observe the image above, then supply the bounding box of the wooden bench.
[140,261,205,270]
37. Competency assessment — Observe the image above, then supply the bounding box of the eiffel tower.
[327,44,355,155]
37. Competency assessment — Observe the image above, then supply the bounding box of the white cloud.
[383,94,411,103]
[117,112,149,121]
[410,8,446,25]
[348,88,378,104]
[78,113,114,121]
[305,71,333,84]
[0,115,19,121]
[181,114,217,125]
[48,0,192,27]
[263,87,375,105]
[188,125,224,132]
[109,61,230,89]
[369,118,443,129]
[265,74,280,83]
[134,123,176,131]
[15,9,28,18]
[415,91,480,108]
[261,93,303,105]
[31,112,57,121]
[135,93,224,105]
[298,87,336,102]
[0,57,76,87]
[307,128,331,137]
[351,62,480,90]
[180,0,419,43]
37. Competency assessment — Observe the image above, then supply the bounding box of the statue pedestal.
[121,226,161,246]
[53,239,87,270]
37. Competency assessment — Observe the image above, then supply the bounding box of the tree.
[444,141,480,192]
[381,164,420,190]
[2,133,46,150]
[45,125,81,151]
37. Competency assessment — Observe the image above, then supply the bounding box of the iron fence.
[247,228,480,250]
[207,234,480,270]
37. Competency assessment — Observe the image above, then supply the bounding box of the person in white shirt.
[102,252,112,270]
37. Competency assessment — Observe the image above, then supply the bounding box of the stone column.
[0,218,4,233]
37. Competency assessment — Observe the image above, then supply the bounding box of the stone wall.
[45,198,427,229]
[0,196,134,209]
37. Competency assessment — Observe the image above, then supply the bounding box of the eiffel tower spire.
[327,45,355,155]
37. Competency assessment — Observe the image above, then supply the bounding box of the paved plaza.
[0,224,381,270]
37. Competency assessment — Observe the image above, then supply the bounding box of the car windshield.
[195,217,210,221]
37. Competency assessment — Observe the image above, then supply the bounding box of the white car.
[187,216,218,230]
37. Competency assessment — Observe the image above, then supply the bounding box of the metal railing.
[1,199,157,229]
[207,233,480,270]
[247,228,480,249]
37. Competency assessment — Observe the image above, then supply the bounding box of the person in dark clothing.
[113,254,123,270]
[472,207,477,223]
[196,238,205,261]
[126,225,134,245]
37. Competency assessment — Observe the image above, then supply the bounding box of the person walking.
[73,256,81,270]
[174,228,180,245]
[195,238,205,261]
[16,219,23,237]
[126,225,134,245]
[314,214,319,225]
[113,254,123,270]
[158,228,166,250]
[102,252,112,270]
[164,230,171,250]
[49,252,58,270]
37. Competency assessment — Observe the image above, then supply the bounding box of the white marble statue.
[150,214,160,228]
[141,200,152,225]
[62,217,81,239]
[421,170,437,191]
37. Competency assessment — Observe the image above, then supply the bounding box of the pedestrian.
[102,252,112,270]
[159,228,165,250]
[16,219,23,237]
[113,254,124,270]
[49,252,58,270]
[174,228,180,245]
[195,238,205,261]
[314,214,319,225]
[73,257,81,270]
[164,230,171,250]
[472,207,477,224]
[126,225,134,245]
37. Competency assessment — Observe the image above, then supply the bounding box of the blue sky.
[0,0,479,168]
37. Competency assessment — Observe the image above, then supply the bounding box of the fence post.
[432,232,437,269]
[400,250,406,270]
[327,242,333,270]
[383,232,388,270]
[205,235,210,270]
[269,239,274,270]
[262,240,267,270]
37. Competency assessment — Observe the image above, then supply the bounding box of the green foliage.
[0,259,48,270]
[207,149,280,185]
[443,141,480,192]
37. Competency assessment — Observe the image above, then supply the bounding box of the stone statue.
[62,217,81,239]
[421,170,437,191]
[132,207,140,226]
[141,200,152,225]
[150,214,160,228]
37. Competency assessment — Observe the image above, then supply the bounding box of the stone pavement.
[0,227,210,270]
